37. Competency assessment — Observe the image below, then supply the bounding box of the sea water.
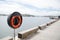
[0,16,52,39]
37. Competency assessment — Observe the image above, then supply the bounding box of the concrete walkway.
[23,20,60,40]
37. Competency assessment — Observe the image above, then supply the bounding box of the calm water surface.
[0,16,52,39]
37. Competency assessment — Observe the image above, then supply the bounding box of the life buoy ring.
[7,12,22,29]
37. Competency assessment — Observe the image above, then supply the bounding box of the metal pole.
[13,29,15,40]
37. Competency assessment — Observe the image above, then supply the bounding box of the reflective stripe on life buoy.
[10,16,21,29]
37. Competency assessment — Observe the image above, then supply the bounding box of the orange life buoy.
[7,12,22,29]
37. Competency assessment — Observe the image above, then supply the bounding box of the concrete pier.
[24,20,60,40]
[1,19,60,40]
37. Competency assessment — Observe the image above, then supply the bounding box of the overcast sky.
[0,0,60,16]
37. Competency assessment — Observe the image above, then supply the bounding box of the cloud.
[0,1,38,15]
[0,0,5,1]
[0,0,60,16]
[5,0,60,8]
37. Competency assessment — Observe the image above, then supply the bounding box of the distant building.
[58,16,60,18]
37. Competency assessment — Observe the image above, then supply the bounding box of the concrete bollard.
[39,24,47,30]
[18,27,39,39]
[46,20,56,26]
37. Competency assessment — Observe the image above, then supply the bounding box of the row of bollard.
[1,19,59,40]
[38,19,59,30]
[12,18,59,39]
